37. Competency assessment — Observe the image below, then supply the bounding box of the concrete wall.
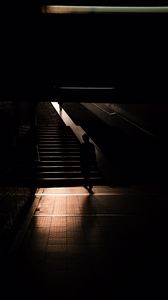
[82,103,168,139]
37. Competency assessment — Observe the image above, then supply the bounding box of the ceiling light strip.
[42,6,168,14]
[60,87,114,90]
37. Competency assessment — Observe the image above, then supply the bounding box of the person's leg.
[82,167,90,188]
[84,169,93,193]
[81,165,94,193]
[88,179,93,193]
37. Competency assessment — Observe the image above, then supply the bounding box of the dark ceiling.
[0,2,168,102]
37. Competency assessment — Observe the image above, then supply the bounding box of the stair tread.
[37,171,99,174]
[39,161,80,163]
[40,155,80,158]
[37,177,101,179]
[40,152,80,154]
[37,166,81,168]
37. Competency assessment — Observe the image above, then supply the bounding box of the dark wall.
[106,104,168,138]
[0,7,167,101]
[0,102,37,176]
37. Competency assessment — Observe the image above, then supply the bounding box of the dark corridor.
[0,3,168,299]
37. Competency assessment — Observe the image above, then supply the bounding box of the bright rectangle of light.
[60,87,114,90]
[35,193,137,196]
[42,6,168,14]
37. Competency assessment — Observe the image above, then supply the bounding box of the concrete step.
[37,165,81,170]
[38,145,79,148]
[36,171,100,178]
[37,123,64,125]
[38,132,75,135]
[38,134,76,137]
[38,146,80,149]
[38,129,72,131]
[38,124,71,126]
[39,149,80,152]
[38,139,77,142]
[39,151,80,155]
[38,161,80,166]
[2,175,104,186]
[38,131,70,134]
[39,151,80,154]
[39,156,80,161]
[36,177,104,187]
[38,127,73,130]
[38,140,80,147]
[38,137,77,140]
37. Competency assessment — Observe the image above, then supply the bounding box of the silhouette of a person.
[58,100,63,111]
[80,134,97,193]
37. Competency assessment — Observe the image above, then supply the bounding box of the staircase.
[36,102,104,187]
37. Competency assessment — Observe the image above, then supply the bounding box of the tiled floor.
[2,185,165,300]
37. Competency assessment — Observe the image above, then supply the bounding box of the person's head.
[82,133,90,143]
